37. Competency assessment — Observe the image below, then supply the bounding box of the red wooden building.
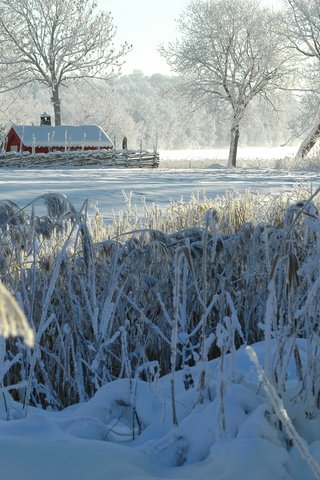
[4,114,113,154]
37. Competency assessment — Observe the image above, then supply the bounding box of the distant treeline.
[0,71,297,150]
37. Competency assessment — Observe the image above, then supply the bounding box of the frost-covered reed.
[0,186,319,413]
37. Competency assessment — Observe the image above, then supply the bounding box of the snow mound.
[0,340,319,480]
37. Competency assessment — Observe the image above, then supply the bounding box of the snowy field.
[0,147,318,221]
[1,147,320,480]
[159,145,299,167]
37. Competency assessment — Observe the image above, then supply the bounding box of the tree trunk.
[296,122,320,159]
[51,86,62,126]
[228,123,240,167]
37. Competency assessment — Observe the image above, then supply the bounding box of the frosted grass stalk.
[171,252,181,426]
[247,346,320,480]
[23,201,86,411]
[226,291,245,381]
[0,282,34,348]
[199,213,209,392]
[264,278,276,380]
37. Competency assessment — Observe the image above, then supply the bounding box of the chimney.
[40,112,51,126]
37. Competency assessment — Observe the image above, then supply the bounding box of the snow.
[160,146,298,165]
[1,147,320,479]
[10,124,113,148]
[0,341,318,480]
[0,146,317,220]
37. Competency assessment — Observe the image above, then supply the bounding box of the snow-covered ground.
[0,341,319,480]
[0,147,317,221]
[1,147,320,480]
[160,145,298,167]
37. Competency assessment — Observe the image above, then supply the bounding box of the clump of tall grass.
[98,184,317,239]
[0,186,319,415]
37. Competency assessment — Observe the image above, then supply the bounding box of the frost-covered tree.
[62,81,139,147]
[0,0,131,125]
[0,71,296,150]
[116,71,217,149]
[161,0,288,166]
[284,0,320,158]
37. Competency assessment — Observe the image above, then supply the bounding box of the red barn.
[4,116,113,154]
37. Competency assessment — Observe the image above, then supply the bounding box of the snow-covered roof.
[11,124,113,148]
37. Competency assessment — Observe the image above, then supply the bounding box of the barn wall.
[5,128,21,152]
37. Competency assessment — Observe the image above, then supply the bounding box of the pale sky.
[98,0,188,76]
[98,0,283,76]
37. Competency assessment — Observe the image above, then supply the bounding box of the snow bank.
[0,340,319,479]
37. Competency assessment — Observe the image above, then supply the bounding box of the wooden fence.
[0,149,160,169]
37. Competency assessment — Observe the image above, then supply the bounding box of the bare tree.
[161,0,288,166]
[285,0,320,158]
[0,0,131,125]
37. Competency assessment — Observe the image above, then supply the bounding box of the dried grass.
[0,186,319,412]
